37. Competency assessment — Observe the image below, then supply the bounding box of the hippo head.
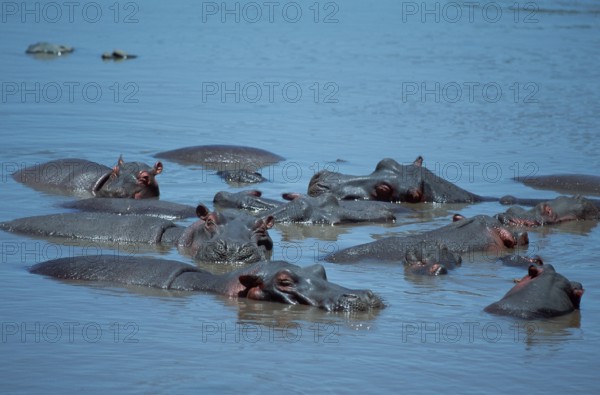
[451,214,529,251]
[404,241,462,275]
[213,190,280,212]
[179,205,274,264]
[484,264,584,319]
[308,157,425,202]
[93,156,162,199]
[237,261,386,312]
[496,196,599,227]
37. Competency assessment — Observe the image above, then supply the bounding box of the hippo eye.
[277,278,295,287]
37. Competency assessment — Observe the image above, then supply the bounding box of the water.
[1,0,600,393]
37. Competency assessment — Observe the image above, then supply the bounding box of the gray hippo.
[216,169,267,185]
[101,50,137,60]
[213,190,411,225]
[515,174,600,196]
[497,255,544,267]
[61,198,196,219]
[496,196,599,227]
[26,42,73,56]
[325,215,528,265]
[29,256,385,312]
[484,264,584,319]
[0,205,274,264]
[155,145,284,170]
[12,157,162,199]
[308,156,486,203]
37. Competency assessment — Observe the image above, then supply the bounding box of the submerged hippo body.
[155,145,284,170]
[214,190,410,225]
[484,264,584,319]
[30,256,385,312]
[0,206,274,264]
[26,42,73,56]
[515,174,600,196]
[326,215,528,267]
[496,196,600,227]
[308,156,484,203]
[61,198,196,219]
[12,157,162,199]
[216,169,267,185]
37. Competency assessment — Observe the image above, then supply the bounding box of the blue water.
[1,1,600,393]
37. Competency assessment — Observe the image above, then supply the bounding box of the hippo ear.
[247,190,262,197]
[153,162,163,175]
[195,204,210,219]
[117,155,125,167]
[452,214,466,222]
[528,265,541,278]
[413,156,424,167]
[282,193,301,201]
[111,165,120,177]
[239,274,263,289]
[264,215,274,228]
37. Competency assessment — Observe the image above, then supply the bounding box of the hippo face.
[93,156,162,199]
[404,241,462,275]
[496,196,599,227]
[308,157,480,203]
[449,215,529,252]
[179,205,274,264]
[238,261,386,312]
[484,264,584,319]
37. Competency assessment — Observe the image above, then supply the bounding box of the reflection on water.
[2,0,600,393]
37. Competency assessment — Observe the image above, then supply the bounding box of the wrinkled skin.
[326,215,528,266]
[155,145,284,170]
[484,264,584,319]
[496,196,600,227]
[498,255,544,267]
[216,169,266,185]
[26,42,73,56]
[515,174,600,196]
[0,205,273,264]
[308,156,484,203]
[12,157,162,199]
[29,256,385,312]
[214,190,410,225]
[61,198,196,219]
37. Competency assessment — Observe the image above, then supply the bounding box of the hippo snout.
[329,290,386,312]
[195,240,264,264]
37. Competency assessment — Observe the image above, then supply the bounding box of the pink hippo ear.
[195,204,211,219]
[413,156,424,167]
[247,190,262,197]
[264,215,275,229]
[117,155,125,167]
[452,214,466,222]
[153,161,163,175]
[282,192,301,201]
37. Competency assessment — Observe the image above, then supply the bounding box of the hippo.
[61,198,196,219]
[29,256,385,312]
[497,255,544,267]
[515,174,600,196]
[155,145,284,170]
[12,157,162,199]
[496,196,599,227]
[484,264,584,319]
[0,205,274,264]
[325,215,528,265]
[500,195,600,209]
[101,50,137,60]
[213,190,410,225]
[26,42,73,56]
[308,156,485,203]
[216,169,267,185]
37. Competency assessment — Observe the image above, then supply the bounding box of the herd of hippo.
[3,145,597,317]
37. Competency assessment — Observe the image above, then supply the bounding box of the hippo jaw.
[93,157,162,199]
[404,242,461,276]
[239,264,385,312]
